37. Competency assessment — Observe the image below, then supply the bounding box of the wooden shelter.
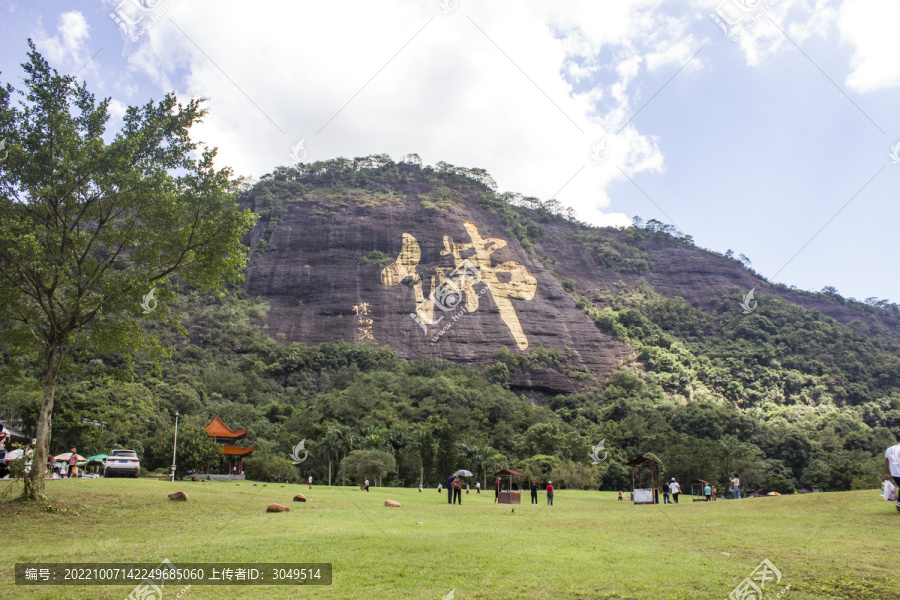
[205,415,254,477]
[690,479,714,502]
[494,468,525,504]
[626,455,663,505]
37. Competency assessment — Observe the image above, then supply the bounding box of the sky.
[0,0,898,303]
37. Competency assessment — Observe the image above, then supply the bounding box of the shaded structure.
[690,479,714,502]
[494,468,525,504]
[204,415,254,480]
[626,455,663,505]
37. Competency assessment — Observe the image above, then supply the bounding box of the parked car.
[104,449,140,478]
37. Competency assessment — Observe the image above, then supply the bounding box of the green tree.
[317,427,343,486]
[411,428,434,485]
[340,450,395,487]
[150,423,220,480]
[0,44,256,499]
[434,424,458,482]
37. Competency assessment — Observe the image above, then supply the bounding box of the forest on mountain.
[1,155,898,495]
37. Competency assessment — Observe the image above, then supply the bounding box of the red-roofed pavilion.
[205,415,254,477]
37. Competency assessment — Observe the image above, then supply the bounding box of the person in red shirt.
[546,481,554,506]
[494,477,501,503]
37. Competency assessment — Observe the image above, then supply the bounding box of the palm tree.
[485,451,508,489]
[468,445,491,489]
[410,427,434,485]
[386,428,409,483]
[329,423,357,486]
[317,429,342,486]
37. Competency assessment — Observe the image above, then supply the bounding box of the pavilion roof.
[625,455,663,467]
[221,445,255,456]
[205,415,248,439]
[494,469,526,477]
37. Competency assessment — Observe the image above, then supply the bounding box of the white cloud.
[33,11,92,72]
[837,0,900,92]
[113,0,698,227]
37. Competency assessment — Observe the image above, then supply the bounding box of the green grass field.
[0,479,897,600]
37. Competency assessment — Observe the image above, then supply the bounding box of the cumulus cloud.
[837,0,900,92]
[116,0,697,226]
[33,11,93,72]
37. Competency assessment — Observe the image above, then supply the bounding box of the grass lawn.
[0,478,897,600]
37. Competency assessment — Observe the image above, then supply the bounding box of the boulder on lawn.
[266,504,290,513]
[293,494,307,502]
[384,500,401,507]
[191,477,200,481]
[168,491,188,501]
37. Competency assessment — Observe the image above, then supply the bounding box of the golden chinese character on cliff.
[353,302,375,341]
[381,221,536,350]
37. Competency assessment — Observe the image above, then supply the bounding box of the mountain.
[5,154,897,495]
[241,156,900,401]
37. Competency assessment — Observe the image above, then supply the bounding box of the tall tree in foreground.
[0,42,256,499]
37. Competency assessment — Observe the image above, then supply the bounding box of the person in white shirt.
[307,475,312,489]
[730,473,741,500]
[475,481,481,494]
[884,439,900,512]
[669,478,681,503]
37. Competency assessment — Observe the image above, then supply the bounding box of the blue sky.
[1,0,898,303]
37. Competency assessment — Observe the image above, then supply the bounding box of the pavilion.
[204,415,254,480]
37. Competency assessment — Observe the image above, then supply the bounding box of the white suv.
[104,449,140,478]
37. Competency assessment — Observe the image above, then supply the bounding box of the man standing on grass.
[704,482,712,502]
[669,478,681,503]
[546,481,554,506]
[530,479,538,505]
[476,481,480,494]
[730,473,741,500]
[884,437,900,512]
[662,479,671,504]
[495,477,501,503]
[448,474,454,504]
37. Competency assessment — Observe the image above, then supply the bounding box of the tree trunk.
[24,348,63,500]
[328,460,332,486]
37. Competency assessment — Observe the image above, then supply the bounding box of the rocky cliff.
[241,158,899,393]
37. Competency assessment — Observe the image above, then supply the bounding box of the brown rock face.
[168,491,188,501]
[266,504,290,512]
[384,500,401,507]
[244,190,630,390]
[293,494,307,502]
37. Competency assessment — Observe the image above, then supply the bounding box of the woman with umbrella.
[452,470,473,505]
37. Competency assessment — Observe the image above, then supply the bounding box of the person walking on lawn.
[447,474,454,504]
[67,449,78,478]
[669,478,681,503]
[662,479,671,504]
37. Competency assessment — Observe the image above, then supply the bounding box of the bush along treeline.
[0,275,893,494]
